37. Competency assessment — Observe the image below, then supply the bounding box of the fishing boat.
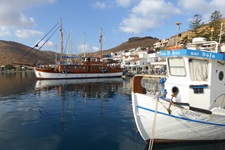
[34,20,123,80]
[132,37,225,144]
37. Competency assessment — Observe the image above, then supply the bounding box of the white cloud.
[178,0,225,22]
[178,0,208,13]
[118,0,225,34]
[92,46,100,51]
[78,44,91,53]
[77,44,99,53]
[0,0,56,42]
[15,29,44,38]
[0,0,56,28]
[35,40,56,50]
[178,0,225,13]
[40,41,55,47]
[94,1,106,9]
[119,0,180,34]
[115,0,133,7]
[94,0,135,9]
[0,27,12,36]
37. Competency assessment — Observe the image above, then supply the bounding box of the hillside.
[0,40,56,66]
[0,36,158,66]
[87,36,158,57]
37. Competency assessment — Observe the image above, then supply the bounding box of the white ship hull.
[34,68,123,79]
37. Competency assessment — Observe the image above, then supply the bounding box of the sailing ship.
[132,37,225,144]
[34,20,123,80]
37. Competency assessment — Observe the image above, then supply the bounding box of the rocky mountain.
[0,36,159,66]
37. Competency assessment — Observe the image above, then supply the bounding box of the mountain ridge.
[0,36,159,66]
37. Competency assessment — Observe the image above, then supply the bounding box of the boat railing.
[132,74,166,94]
[141,76,163,95]
[186,41,220,52]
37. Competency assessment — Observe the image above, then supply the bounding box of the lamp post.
[176,22,182,46]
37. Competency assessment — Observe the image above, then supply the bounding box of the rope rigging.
[28,25,60,62]
[14,22,59,64]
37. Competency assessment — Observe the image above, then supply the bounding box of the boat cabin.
[159,38,225,110]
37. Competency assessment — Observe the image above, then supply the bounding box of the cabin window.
[168,58,186,76]
[189,59,208,81]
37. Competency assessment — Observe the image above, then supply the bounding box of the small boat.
[34,20,123,80]
[132,37,225,144]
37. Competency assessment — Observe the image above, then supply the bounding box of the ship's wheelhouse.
[165,56,211,109]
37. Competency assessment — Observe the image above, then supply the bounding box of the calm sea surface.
[0,72,225,150]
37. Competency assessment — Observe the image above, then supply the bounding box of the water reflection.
[34,78,124,134]
[0,73,146,150]
[0,71,36,97]
[34,78,124,99]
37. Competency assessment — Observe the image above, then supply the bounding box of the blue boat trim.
[137,105,225,127]
[159,49,225,61]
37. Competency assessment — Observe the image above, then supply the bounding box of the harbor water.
[0,72,225,150]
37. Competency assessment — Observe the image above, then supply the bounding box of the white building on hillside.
[110,46,166,74]
[153,39,169,49]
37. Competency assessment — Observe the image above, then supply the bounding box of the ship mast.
[84,32,86,57]
[60,18,64,54]
[100,28,103,58]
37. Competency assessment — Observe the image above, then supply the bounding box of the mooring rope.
[148,91,161,150]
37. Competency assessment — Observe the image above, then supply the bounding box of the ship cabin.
[159,37,225,111]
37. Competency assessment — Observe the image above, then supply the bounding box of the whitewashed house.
[110,45,166,75]
[153,39,169,49]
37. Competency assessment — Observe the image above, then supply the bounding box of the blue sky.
[0,0,225,54]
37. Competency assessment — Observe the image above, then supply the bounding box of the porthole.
[219,71,224,81]
[172,86,179,94]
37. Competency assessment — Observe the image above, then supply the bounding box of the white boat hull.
[34,68,123,79]
[132,93,225,143]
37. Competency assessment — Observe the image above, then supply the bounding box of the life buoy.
[168,45,181,50]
